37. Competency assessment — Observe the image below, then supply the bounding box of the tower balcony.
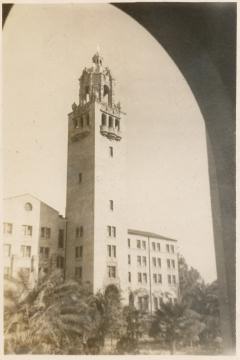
[70,125,90,141]
[100,125,122,141]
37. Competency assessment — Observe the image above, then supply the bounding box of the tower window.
[76,226,83,238]
[168,275,172,284]
[137,255,141,266]
[152,242,156,251]
[142,256,147,267]
[158,258,161,267]
[109,146,113,157]
[86,113,90,126]
[109,200,114,210]
[4,244,11,257]
[143,273,147,283]
[171,259,175,269]
[107,226,116,237]
[72,118,78,128]
[142,241,146,250]
[173,275,176,284]
[101,113,106,126]
[108,266,116,278]
[153,274,157,283]
[115,119,120,130]
[166,244,170,253]
[128,238,131,248]
[75,246,83,258]
[128,272,131,282]
[171,245,175,253]
[107,245,116,257]
[78,173,82,183]
[80,116,84,128]
[75,266,82,279]
[158,274,162,283]
[157,243,161,251]
[167,259,171,269]
[128,254,131,265]
[109,116,113,128]
[57,256,64,269]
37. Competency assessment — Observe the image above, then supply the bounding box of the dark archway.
[114,3,236,353]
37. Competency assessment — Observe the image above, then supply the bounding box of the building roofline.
[128,229,177,242]
[3,193,66,219]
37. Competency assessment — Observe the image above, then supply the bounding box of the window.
[168,275,172,284]
[109,146,113,157]
[109,116,113,128]
[4,267,11,279]
[40,247,49,258]
[46,228,51,239]
[128,272,131,282]
[80,115,84,128]
[22,225,32,236]
[57,256,64,269]
[101,113,106,126]
[108,266,116,278]
[158,274,162,283]
[143,273,147,283]
[153,274,157,283]
[73,117,78,128]
[19,268,30,280]
[4,244,11,257]
[107,245,116,257]
[75,266,82,279]
[159,297,164,307]
[76,226,83,238]
[128,238,131,248]
[41,227,45,238]
[137,240,141,249]
[152,242,156,251]
[40,227,50,238]
[166,244,170,253]
[154,297,158,310]
[107,226,116,237]
[157,243,161,251]
[109,200,114,210]
[138,272,142,283]
[137,256,141,266]
[21,245,31,257]
[171,244,175,253]
[173,275,176,284]
[3,223,13,234]
[115,118,120,130]
[58,229,64,248]
[76,246,83,258]
[24,202,32,211]
[138,296,148,312]
[128,254,131,265]
[78,173,82,183]
[167,259,171,269]
[158,258,161,267]
[171,259,175,269]
[142,256,147,267]
[86,113,90,126]
[142,241,146,250]
[152,257,156,267]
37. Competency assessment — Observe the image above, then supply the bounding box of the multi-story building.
[3,194,66,283]
[3,52,179,311]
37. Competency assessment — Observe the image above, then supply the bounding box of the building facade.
[3,194,66,284]
[3,53,179,311]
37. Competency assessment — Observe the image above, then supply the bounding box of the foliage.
[149,300,205,354]
[4,271,101,354]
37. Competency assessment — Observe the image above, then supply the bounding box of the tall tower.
[66,52,127,297]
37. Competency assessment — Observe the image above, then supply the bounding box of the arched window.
[24,202,32,211]
[101,113,106,126]
[80,115,84,128]
[86,113,90,126]
[109,116,113,128]
[103,85,110,104]
[115,119,120,130]
[72,118,78,128]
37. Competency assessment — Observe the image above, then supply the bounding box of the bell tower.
[66,52,127,297]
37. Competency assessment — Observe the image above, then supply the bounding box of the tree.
[94,285,124,348]
[4,271,101,354]
[149,300,205,354]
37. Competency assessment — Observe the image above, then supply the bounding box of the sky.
[3,3,217,282]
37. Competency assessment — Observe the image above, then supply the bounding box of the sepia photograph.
[2,2,236,356]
